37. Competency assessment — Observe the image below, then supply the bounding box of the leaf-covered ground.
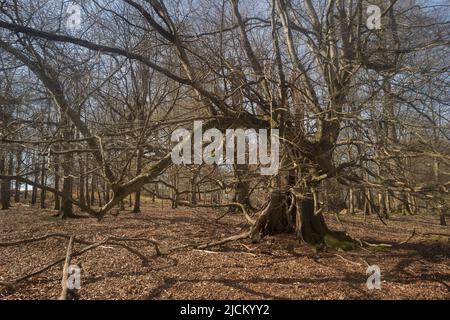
[0,201,449,300]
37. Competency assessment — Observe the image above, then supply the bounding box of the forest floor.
[0,200,449,300]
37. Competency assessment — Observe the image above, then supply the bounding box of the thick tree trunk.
[231,164,251,211]
[133,189,141,213]
[251,190,355,250]
[250,191,293,237]
[61,175,74,219]
[233,180,251,209]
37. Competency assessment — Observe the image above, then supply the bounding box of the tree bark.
[53,151,60,210]
[79,157,86,209]
[61,175,74,218]
[348,187,355,215]
[24,182,28,200]
[132,148,142,213]
[14,150,21,203]
[58,236,74,300]
[96,177,102,207]
[40,155,46,209]
[60,115,75,218]
[31,163,37,206]
[0,153,11,210]
[251,190,354,250]
[90,175,95,206]
[84,174,90,209]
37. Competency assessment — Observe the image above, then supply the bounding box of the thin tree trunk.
[84,172,90,208]
[14,150,21,203]
[61,116,74,218]
[79,157,85,209]
[90,175,95,206]
[0,153,11,210]
[348,188,355,215]
[364,188,373,216]
[104,182,110,204]
[24,182,28,200]
[31,166,37,206]
[54,152,60,210]
[40,155,46,209]
[132,148,143,213]
[97,177,102,207]
[191,171,197,205]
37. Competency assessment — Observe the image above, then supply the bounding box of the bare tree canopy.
[0,0,448,301]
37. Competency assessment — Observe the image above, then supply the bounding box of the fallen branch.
[353,236,392,249]
[108,242,149,265]
[360,240,392,248]
[0,230,252,290]
[1,239,108,288]
[0,233,73,247]
[398,228,416,245]
[193,249,219,254]
[58,236,74,300]
[104,236,162,256]
[420,232,450,238]
[166,231,251,253]
[0,234,162,288]
[195,231,251,250]
[0,233,161,256]
[334,253,362,267]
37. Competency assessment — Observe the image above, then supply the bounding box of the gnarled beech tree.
[0,0,448,248]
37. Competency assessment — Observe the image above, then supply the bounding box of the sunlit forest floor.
[0,200,448,300]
